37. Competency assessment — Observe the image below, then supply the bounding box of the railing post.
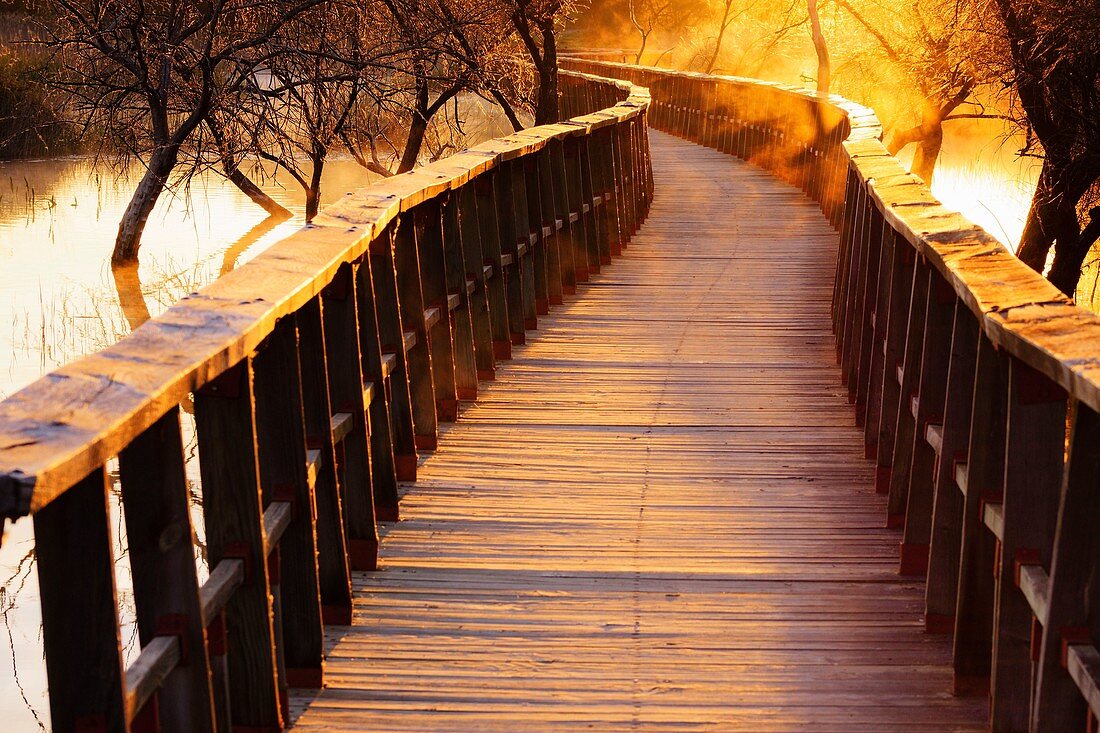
[393,212,439,451]
[252,317,324,687]
[474,171,513,361]
[953,334,1008,695]
[549,139,578,296]
[194,360,283,730]
[294,297,354,624]
[577,136,604,273]
[887,255,931,532]
[352,256,401,520]
[900,270,957,576]
[321,263,379,570]
[494,162,528,345]
[441,189,480,400]
[33,466,127,732]
[119,408,217,732]
[990,359,1066,730]
[536,147,564,306]
[924,304,979,632]
[1033,401,1100,730]
[875,232,917,496]
[414,199,460,422]
[369,226,420,481]
[517,156,547,320]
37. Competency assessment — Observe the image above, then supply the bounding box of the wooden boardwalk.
[288,131,989,731]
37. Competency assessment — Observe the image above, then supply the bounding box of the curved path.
[289,131,988,731]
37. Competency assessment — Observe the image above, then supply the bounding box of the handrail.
[0,70,652,730]
[567,57,1100,731]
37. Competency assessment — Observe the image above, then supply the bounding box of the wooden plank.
[321,264,379,570]
[194,361,282,729]
[1033,403,1100,729]
[33,466,127,731]
[294,298,353,623]
[118,408,217,730]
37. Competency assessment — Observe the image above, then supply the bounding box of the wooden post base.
[348,538,379,571]
[395,453,417,482]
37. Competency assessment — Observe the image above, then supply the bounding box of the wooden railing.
[0,71,651,732]
[567,57,1100,732]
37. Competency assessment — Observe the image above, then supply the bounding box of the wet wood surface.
[288,132,988,731]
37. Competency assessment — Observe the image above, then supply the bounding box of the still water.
[0,117,1039,730]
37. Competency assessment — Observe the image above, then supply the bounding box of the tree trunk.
[534,20,560,126]
[911,123,943,184]
[226,168,291,217]
[1046,207,1095,297]
[1017,160,1061,273]
[808,0,831,93]
[635,32,649,65]
[305,156,325,222]
[398,115,429,174]
[113,145,179,264]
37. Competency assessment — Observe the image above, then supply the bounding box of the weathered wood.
[414,200,460,422]
[252,318,325,686]
[321,264,379,570]
[924,305,979,632]
[458,182,498,380]
[900,269,956,576]
[352,258,401,520]
[441,191,479,400]
[118,408,217,731]
[294,298,353,623]
[990,359,1066,731]
[887,256,930,527]
[1033,403,1100,729]
[493,163,528,346]
[194,361,282,730]
[394,213,440,451]
[953,334,1008,694]
[33,466,127,732]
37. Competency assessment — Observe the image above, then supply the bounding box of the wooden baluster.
[924,304,979,633]
[875,233,916,496]
[321,263,379,570]
[990,359,1066,730]
[1033,401,1100,730]
[34,467,127,732]
[953,334,1008,695]
[550,139,578,297]
[194,361,282,730]
[564,137,593,283]
[494,161,528,345]
[252,317,324,694]
[830,169,854,337]
[862,216,895,455]
[294,298,353,624]
[119,409,217,731]
[900,269,956,576]
[353,256,400,521]
[474,172,513,362]
[394,211,439,451]
[369,226,419,481]
[459,181,497,381]
[523,156,545,321]
[617,122,638,239]
[595,129,620,261]
[578,136,604,274]
[887,255,930,530]
[516,156,545,321]
[415,200,459,423]
[536,147,564,306]
[442,189,480,400]
[838,182,869,383]
[849,205,885,416]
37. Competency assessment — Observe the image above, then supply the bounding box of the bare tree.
[39,0,325,262]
